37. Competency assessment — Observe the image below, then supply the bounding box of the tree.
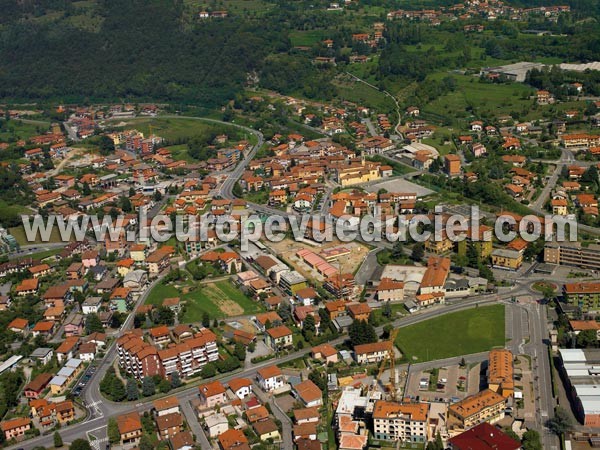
[302,314,316,341]
[383,301,392,318]
[153,306,175,326]
[201,363,216,378]
[139,435,154,450]
[81,181,91,196]
[213,318,219,328]
[411,243,424,261]
[107,418,120,444]
[348,320,378,347]
[522,429,543,450]
[202,311,211,328]
[110,376,126,402]
[120,196,133,213]
[279,301,292,322]
[546,407,572,435]
[248,341,256,353]
[158,378,172,394]
[69,439,91,450]
[85,313,104,334]
[577,328,598,348]
[170,371,182,389]
[234,342,246,361]
[53,431,63,448]
[391,241,404,260]
[308,369,327,392]
[142,376,156,397]
[98,135,115,155]
[126,378,139,401]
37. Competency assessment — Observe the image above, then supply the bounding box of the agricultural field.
[334,77,396,114]
[396,304,505,362]
[422,73,535,126]
[106,117,242,142]
[146,279,264,322]
[289,30,329,47]
[0,120,51,144]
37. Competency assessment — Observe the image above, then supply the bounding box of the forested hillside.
[0,0,289,107]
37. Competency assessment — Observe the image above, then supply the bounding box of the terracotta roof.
[153,395,179,412]
[354,341,389,355]
[449,389,505,418]
[218,429,248,450]
[293,406,321,422]
[257,365,282,380]
[117,412,142,435]
[156,412,183,431]
[373,400,429,422]
[0,417,31,432]
[228,377,252,392]
[294,380,322,404]
[8,318,28,330]
[267,325,292,339]
[199,380,226,398]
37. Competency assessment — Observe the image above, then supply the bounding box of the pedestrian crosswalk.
[89,436,108,450]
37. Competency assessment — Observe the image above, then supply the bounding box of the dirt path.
[48,147,86,177]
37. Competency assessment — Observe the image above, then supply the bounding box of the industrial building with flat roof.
[558,348,600,426]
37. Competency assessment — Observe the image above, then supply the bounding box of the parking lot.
[404,363,481,403]
[72,363,97,397]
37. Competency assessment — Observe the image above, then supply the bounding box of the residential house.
[266,325,294,350]
[257,365,285,392]
[293,380,323,407]
[228,378,253,400]
[117,412,143,446]
[198,381,227,409]
[1,417,31,441]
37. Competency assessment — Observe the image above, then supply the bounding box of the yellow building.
[449,389,506,430]
[337,157,382,187]
[491,248,523,270]
[425,231,454,254]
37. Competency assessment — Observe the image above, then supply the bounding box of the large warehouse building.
[558,349,600,426]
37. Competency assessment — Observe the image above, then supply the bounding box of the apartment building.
[487,349,514,398]
[544,241,600,271]
[1,417,31,441]
[117,329,218,380]
[372,401,430,444]
[448,389,506,430]
[563,281,600,314]
[354,342,390,364]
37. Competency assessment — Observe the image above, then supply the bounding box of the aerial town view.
[1,1,600,450]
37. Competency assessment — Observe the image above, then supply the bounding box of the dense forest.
[0,0,288,107]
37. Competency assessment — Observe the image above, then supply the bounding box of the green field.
[0,120,51,143]
[163,144,195,162]
[422,73,535,126]
[9,224,66,246]
[108,117,237,142]
[289,30,329,47]
[334,79,396,114]
[396,304,505,362]
[146,279,264,322]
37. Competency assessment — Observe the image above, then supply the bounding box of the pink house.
[198,381,227,409]
[81,250,99,269]
[64,314,84,337]
[472,143,487,158]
